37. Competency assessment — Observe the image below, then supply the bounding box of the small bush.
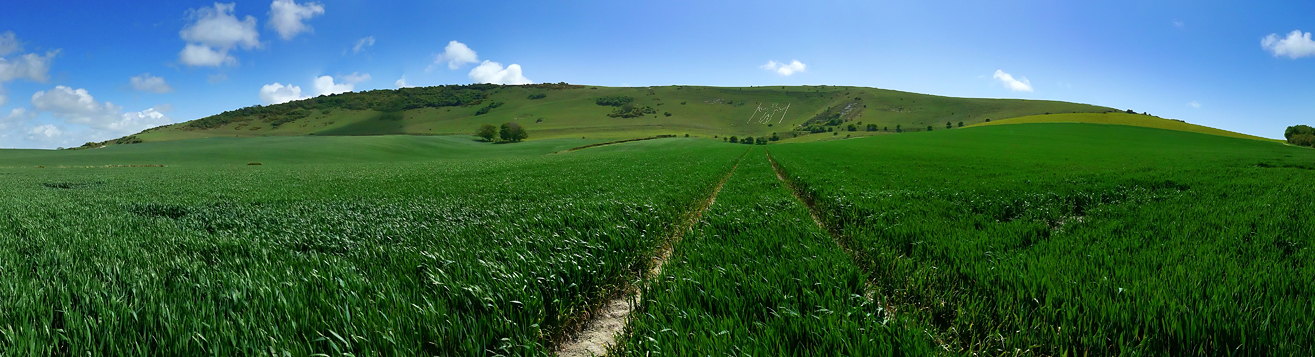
[595,96,634,107]
[248,162,263,165]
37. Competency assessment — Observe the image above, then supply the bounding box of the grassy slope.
[130,85,1112,144]
[0,135,603,167]
[969,112,1278,142]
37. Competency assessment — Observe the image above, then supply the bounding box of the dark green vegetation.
[771,124,1315,355]
[110,84,1114,145]
[620,149,933,355]
[0,137,743,355]
[1286,124,1315,146]
[3,119,1311,355]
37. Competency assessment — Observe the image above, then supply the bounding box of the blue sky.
[1,0,1314,148]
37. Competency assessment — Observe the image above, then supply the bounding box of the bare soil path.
[555,149,749,357]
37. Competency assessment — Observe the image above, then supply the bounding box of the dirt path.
[555,149,749,357]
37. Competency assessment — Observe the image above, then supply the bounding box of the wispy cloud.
[130,73,174,93]
[352,36,374,54]
[760,60,806,76]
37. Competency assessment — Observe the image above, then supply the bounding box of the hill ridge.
[85,84,1116,148]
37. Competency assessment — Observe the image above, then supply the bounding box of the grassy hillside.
[969,112,1277,142]
[106,84,1113,146]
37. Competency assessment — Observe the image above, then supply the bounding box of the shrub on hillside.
[527,93,547,100]
[595,96,634,107]
[608,103,657,118]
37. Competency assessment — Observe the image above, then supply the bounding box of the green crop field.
[770,124,1315,355]
[0,138,747,355]
[620,148,934,355]
[2,86,1311,356]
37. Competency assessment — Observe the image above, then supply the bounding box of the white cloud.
[0,31,20,56]
[1188,101,1201,108]
[259,82,305,105]
[760,60,807,76]
[1173,20,1184,29]
[130,73,174,93]
[993,70,1034,92]
[208,73,230,83]
[28,124,61,139]
[469,61,532,85]
[111,106,174,133]
[1,50,58,83]
[31,86,122,126]
[341,72,371,84]
[1262,30,1315,59]
[433,41,479,70]
[312,75,354,96]
[268,0,324,40]
[178,3,261,67]
[28,86,173,134]
[3,108,33,123]
[179,43,235,67]
[352,36,375,54]
[259,74,362,105]
[395,76,412,88]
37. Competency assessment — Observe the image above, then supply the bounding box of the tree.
[946,122,952,129]
[499,122,528,142]
[927,125,933,131]
[476,124,497,142]
[958,121,964,127]
[1287,125,1315,147]
[895,124,901,133]
[755,137,767,145]
[1285,125,1315,140]
[728,136,738,143]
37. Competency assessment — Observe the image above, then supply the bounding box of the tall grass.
[620,148,934,355]
[0,141,742,355]
[771,124,1315,355]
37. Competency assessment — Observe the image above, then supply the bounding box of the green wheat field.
[1,85,1311,356]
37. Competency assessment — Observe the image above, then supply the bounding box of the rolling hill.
[968,112,1278,142]
[96,84,1117,147]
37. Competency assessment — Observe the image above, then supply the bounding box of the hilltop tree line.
[1286,125,1315,147]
